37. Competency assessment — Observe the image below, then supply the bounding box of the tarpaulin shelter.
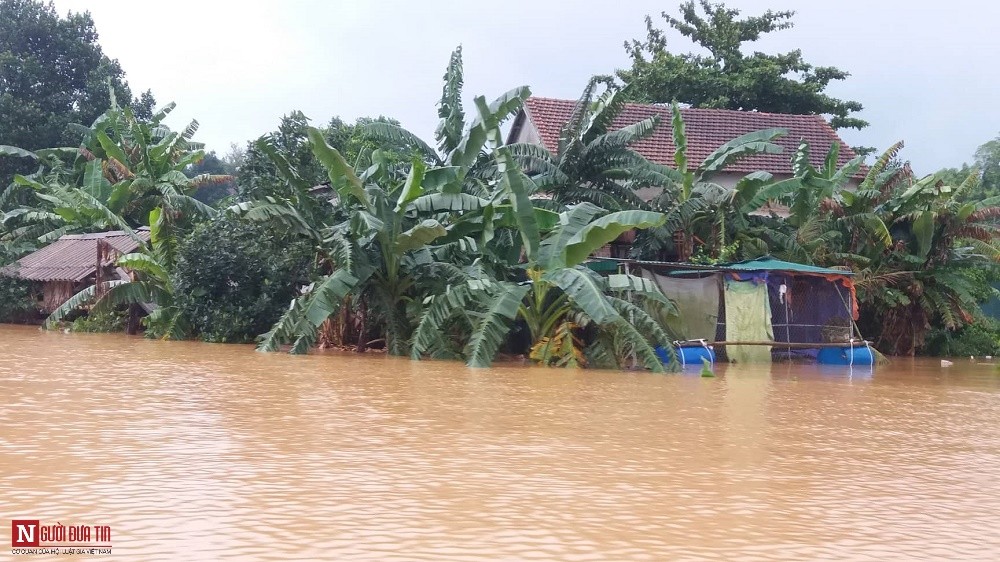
[589,256,865,363]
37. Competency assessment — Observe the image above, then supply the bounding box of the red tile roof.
[518,97,862,177]
[0,229,150,282]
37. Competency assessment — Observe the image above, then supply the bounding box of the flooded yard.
[1,324,998,560]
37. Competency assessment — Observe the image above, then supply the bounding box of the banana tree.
[360,46,530,195]
[411,149,676,370]
[1,97,219,253]
[727,139,886,265]
[253,127,494,355]
[504,77,665,211]
[241,54,540,354]
[635,102,787,261]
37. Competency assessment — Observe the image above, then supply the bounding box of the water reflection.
[1,324,999,560]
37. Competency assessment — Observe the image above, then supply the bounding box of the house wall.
[509,119,541,145]
[39,281,78,314]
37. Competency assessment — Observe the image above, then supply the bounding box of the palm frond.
[860,141,904,189]
[362,122,440,164]
[44,283,116,328]
[411,282,480,360]
[607,296,673,372]
[435,46,466,156]
[466,283,530,368]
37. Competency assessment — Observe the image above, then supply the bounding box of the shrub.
[71,308,128,333]
[173,217,316,343]
[925,318,1000,357]
[0,276,38,323]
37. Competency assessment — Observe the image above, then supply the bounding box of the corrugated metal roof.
[0,229,151,282]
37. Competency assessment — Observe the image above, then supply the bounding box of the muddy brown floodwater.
[1,324,999,560]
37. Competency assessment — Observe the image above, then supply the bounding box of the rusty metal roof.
[0,229,151,282]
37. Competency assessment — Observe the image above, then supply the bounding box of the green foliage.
[631,103,786,261]
[530,321,587,368]
[235,112,405,201]
[185,151,237,206]
[507,77,662,212]
[0,0,154,184]
[738,140,1000,355]
[237,49,681,372]
[700,357,715,377]
[411,198,674,370]
[940,133,1000,202]
[0,274,35,322]
[1,94,217,263]
[17,96,221,339]
[618,1,867,132]
[925,319,1000,357]
[172,217,315,343]
[71,308,128,333]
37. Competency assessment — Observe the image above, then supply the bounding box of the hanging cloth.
[642,271,720,341]
[724,278,774,363]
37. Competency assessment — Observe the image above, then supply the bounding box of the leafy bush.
[71,308,128,333]
[0,275,37,322]
[173,217,315,343]
[925,318,1000,357]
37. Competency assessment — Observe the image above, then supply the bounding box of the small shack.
[0,229,150,314]
[592,256,871,364]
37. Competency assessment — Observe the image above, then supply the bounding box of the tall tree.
[0,0,153,182]
[939,133,1000,201]
[235,112,403,200]
[185,151,236,205]
[618,1,866,131]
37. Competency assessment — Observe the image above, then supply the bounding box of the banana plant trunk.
[673,229,694,262]
[355,298,367,353]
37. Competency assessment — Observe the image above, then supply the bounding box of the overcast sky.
[52,0,1000,174]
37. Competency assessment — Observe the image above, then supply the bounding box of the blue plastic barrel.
[678,346,716,366]
[654,346,674,364]
[655,345,717,366]
[816,346,875,366]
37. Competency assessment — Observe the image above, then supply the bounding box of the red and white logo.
[11,520,40,547]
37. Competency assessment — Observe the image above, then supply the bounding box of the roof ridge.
[61,228,151,240]
[527,96,834,121]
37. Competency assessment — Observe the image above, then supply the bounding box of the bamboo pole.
[676,340,872,349]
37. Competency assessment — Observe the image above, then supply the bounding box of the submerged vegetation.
[1,0,999,363]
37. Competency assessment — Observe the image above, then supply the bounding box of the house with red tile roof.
[508,96,863,194]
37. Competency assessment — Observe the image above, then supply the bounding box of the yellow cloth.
[724,279,773,363]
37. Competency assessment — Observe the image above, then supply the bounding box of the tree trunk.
[673,229,694,262]
[355,298,367,353]
[125,303,141,335]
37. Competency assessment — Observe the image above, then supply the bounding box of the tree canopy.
[938,133,1000,201]
[235,112,403,200]
[0,0,153,182]
[618,1,867,131]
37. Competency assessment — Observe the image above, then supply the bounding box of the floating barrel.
[656,345,716,366]
[817,345,875,366]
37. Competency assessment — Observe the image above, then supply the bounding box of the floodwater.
[1,325,999,561]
